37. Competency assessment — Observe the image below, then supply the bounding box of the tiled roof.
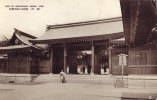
[0,45,41,53]
[30,32,124,44]
[14,28,36,45]
[120,0,157,46]
[30,18,124,44]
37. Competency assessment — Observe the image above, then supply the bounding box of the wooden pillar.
[64,45,67,73]
[6,57,8,73]
[108,46,113,74]
[28,50,31,73]
[91,42,95,74]
[149,47,152,74]
[49,46,53,73]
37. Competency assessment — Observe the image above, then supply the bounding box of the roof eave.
[29,32,124,44]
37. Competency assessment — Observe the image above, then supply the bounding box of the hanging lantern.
[105,50,108,55]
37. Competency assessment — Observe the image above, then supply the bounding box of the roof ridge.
[14,28,37,39]
[46,17,122,30]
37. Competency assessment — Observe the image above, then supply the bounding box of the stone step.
[0,73,157,87]
[0,74,114,83]
[33,74,115,84]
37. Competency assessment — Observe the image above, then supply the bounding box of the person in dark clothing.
[87,64,91,74]
[103,64,106,73]
[82,66,85,74]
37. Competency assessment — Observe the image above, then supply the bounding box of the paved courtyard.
[0,78,157,100]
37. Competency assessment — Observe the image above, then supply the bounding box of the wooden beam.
[120,0,131,44]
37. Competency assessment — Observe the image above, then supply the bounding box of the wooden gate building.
[30,17,125,75]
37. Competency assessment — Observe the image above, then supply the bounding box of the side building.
[120,0,157,74]
[0,29,50,74]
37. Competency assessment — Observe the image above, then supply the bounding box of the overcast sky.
[0,0,122,40]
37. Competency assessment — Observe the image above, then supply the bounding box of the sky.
[0,0,122,40]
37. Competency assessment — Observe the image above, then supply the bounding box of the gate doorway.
[76,50,91,74]
[97,56,109,75]
[52,47,64,74]
[67,45,92,74]
[67,49,91,74]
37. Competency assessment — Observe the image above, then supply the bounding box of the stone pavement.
[32,74,157,89]
[0,73,157,100]
[0,82,157,100]
[0,73,157,88]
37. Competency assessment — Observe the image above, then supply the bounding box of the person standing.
[87,64,91,74]
[60,70,66,83]
[103,63,106,74]
[82,65,85,74]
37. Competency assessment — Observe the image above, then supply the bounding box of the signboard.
[118,54,128,66]
[116,54,128,88]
